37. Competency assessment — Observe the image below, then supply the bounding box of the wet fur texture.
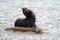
[15,7,38,32]
[15,8,36,27]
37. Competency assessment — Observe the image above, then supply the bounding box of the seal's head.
[22,7,35,18]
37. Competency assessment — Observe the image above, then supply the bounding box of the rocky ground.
[0,0,60,40]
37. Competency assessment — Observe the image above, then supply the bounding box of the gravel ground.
[0,0,60,40]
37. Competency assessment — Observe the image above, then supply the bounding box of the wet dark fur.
[15,7,38,32]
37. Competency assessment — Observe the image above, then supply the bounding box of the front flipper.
[32,24,38,32]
